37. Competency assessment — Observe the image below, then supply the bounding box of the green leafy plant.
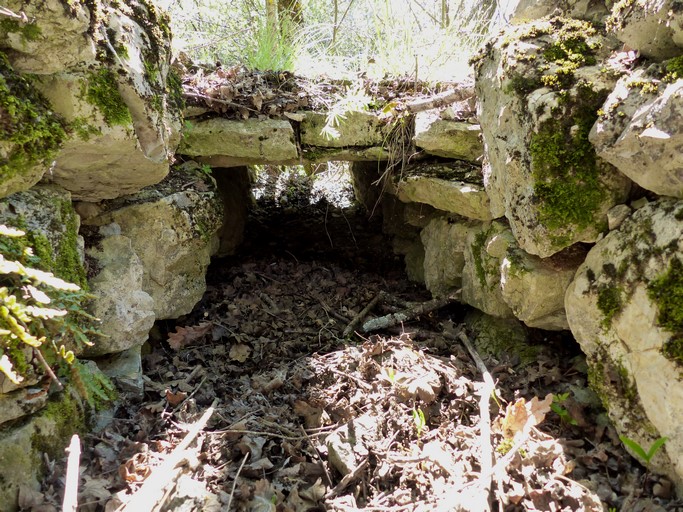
[619,435,668,466]
[412,407,426,437]
[0,225,102,389]
[550,392,578,426]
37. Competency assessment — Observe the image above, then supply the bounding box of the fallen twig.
[226,453,249,512]
[404,86,475,114]
[117,399,218,512]
[325,457,369,499]
[62,435,81,512]
[343,292,383,337]
[362,292,459,333]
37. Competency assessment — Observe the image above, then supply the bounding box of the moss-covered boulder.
[0,0,96,74]
[474,17,631,257]
[0,385,99,511]
[565,199,683,492]
[83,162,224,320]
[461,221,516,319]
[0,185,86,289]
[591,67,683,198]
[0,53,66,199]
[26,0,182,201]
[607,0,683,59]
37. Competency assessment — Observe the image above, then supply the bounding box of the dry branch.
[404,86,475,113]
[362,292,459,333]
[62,434,81,512]
[343,292,382,336]
[117,399,218,512]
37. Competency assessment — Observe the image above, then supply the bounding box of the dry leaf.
[167,323,211,351]
[229,343,251,362]
[165,389,187,407]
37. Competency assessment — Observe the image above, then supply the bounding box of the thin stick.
[405,86,475,114]
[226,453,249,512]
[62,434,81,512]
[343,292,382,337]
[34,348,63,390]
[117,399,218,512]
[362,293,459,333]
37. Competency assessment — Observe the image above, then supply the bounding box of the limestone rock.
[463,310,538,367]
[607,0,683,59]
[0,0,95,73]
[84,163,224,319]
[0,387,49,427]
[510,0,612,24]
[565,199,683,491]
[38,72,178,201]
[300,111,387,148]
[474,18,631,257]
[84,234,155,356]
[0,185,86,287]
[179,118,297,164]
[591,71,683,198]
[0,388,87,512]
[0,55,66,199]
[31,0,181,201]
[392,236,425,284]
[500,243,586,330]
[421,216,483,297]
[461,221,516,319]
[395,161,492,221]
[96,345,144,398]
[413,110,483,162]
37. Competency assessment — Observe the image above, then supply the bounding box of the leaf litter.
[35,181,683,512]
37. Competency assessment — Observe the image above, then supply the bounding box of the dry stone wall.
[0,0,683,507]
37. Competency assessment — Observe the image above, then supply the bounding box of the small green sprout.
[619,435,668,466]
[550,392,578,426]
[412,407,426,437]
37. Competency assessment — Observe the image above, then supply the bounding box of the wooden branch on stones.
[117,399,218,512]
[404,87,475,114]
[361,291,460,333]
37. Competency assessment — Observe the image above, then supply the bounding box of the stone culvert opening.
[74,154,678,512]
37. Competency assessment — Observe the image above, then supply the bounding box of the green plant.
[619,435,668,466]
[550,392,578,425]
[412,407,426,437]
[320,83,374,140]
[243,9,302,72]
[0,225,102,387]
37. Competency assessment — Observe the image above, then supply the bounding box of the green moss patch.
[0,52,66,186]
[0,19,42,43]
[648,258,683,364]
[530,82,607,232]
[84,69,132,127]
[597,285,623,328]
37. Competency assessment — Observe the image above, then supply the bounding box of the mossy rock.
[0,52,66,199]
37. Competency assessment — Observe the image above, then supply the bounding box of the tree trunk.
[265,0,279,35]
